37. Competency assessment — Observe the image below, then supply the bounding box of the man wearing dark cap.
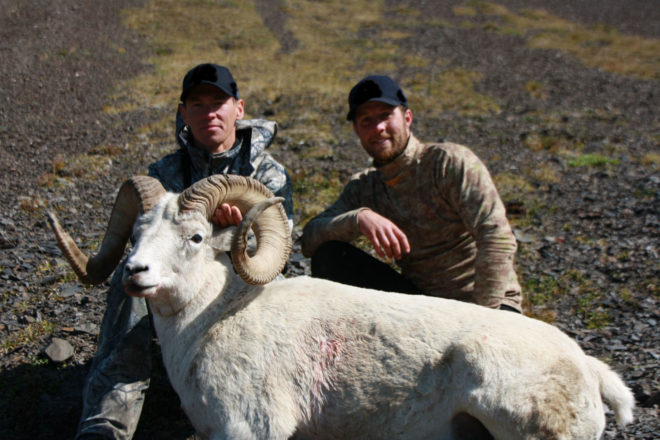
[76,63,293,440]
[301,75,522,313]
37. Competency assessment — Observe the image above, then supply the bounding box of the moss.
[523,275,564,306]
[1,321,56,355]
[568,153,620,168]
[292,170,344,224]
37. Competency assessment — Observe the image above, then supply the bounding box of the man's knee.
[310,241,355,278]
[313,240,352,260]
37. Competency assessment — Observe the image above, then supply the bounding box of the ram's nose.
[122,259,158,297]
[124,261,149,276]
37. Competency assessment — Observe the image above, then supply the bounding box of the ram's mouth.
[123,281,158,298]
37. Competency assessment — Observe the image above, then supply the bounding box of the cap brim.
[180,81,236,102]
[346,97,404,121]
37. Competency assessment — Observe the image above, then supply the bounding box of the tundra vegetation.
[0,0,657,438]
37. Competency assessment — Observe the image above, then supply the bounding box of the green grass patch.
[523,275,564,306]
[575,284,611,329]
[521,274,563,322]
[559,269,612,329]
[1,320,56,355]
[568,153,620,168]
[292,170,345,225]
[634,187,657,199]
[521,269,618,323]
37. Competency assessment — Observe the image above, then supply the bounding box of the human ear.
[234,99,245,121]
[179,103,189,126]
[404,108,413,128]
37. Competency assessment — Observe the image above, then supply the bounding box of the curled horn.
[178,175,292,285]
[47,176,166,285]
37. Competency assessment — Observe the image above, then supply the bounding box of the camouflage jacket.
[148,119,293,223]
[301,135,522,311]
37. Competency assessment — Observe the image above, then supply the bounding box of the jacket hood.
[176,117,278,155]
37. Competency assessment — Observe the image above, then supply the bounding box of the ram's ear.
[210,225,236,254]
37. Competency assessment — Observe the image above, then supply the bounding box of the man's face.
[179,84,245,154]
[353,101,412,166]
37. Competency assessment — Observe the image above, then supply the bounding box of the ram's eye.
[191,233,203,244]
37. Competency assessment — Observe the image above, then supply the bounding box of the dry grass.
[527,163,560,184]
[459,1,660,80]
[493,171,534,200]
[641,152,660,167]
[113,0,500,127]
[524,80,547,100]
[115,0,389,123]
[103,0,504,213]
[408,67,501,116]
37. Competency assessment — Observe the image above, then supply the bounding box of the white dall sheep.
[48,174,635,440]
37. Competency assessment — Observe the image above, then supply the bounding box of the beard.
[369,132,410,167]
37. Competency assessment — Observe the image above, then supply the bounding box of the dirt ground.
[0,0,658,438]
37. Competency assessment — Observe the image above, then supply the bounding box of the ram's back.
[180,276,593,439]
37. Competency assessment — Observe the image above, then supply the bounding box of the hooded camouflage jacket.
[148,119,293,223]
[302,135,522,311]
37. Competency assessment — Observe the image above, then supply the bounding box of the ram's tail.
[587,356,635,426]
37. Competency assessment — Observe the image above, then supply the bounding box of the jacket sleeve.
[252,153,295,231]
[439,148,521,309]
[301,178,366,258]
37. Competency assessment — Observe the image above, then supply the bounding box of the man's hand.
[212,203,243,227]
[357,209,410,260]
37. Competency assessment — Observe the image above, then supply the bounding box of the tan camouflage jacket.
[302,135,522,311]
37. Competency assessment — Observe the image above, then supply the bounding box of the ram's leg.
[450,412,494,440]
[207,409,297,440]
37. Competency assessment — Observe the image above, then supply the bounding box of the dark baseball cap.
[180,63,239,102]
[346,75,408,121]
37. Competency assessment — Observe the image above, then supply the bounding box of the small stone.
[44,337,74,362]
[513,229,534,243]
[74,322,98,335]
[59,284,82,298]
